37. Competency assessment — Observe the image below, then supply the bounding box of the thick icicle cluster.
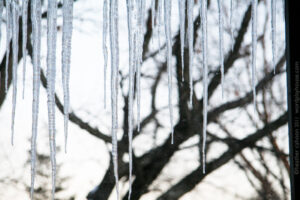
[0,0,278,199]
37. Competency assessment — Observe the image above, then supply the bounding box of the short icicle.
[109,0,120,199]
[0,0,4,45]
[46,0,58,199]
[271,0,276,73]
[217,0,224,97]
[5,0,11,93]
[187,0,193,106]
[30,0,42,198]
[178,0,186,81]
[164,0,174,143]
[62,0,73,153]
[11,0,19,146]
[22,0,29,98]
[251,0,257,109]
[230,0,234,51]
[201,0,208,174]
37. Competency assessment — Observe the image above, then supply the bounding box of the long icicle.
[30,0,41,198]
[187,0,193,106]
[271,0,276,73]
[251,0,257,109]
[136,0,145,132]
[22,0,28,99]
[201,0,208,174]
[109,0,119,199]
[11,0,19,146]
[217,0,224,97]
[62,0,73,153]
[5,0,11,93]
[103,0,108,109]
[126,0,134,198]
[178,0,185,81]
[164,0,174,143]
[47,0,58,199]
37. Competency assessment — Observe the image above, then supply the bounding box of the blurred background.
[0,0,290,199]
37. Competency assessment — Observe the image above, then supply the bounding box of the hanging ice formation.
[30,0,42,198]
[164,0,174,143]
[178,0,185,81]
[109,0,120,199]
[271,0,276,73]
[103,0,108,109]
[136,0,146,132]
[47,0,58,199]
[230,0,234,51]
[5,0,11,93]
[187,0,194,106]
[1,0,280,198]
[22,0,28,98]
[0,0,3,45]
[201,0,208,174]
[126,0,134,198]
[217,0,224,97]
[251,0,257,108]
[61,0,73,153]
[11,0,19,146]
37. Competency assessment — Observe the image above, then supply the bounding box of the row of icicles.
[0,0,277,199]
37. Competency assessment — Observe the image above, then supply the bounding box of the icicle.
[164,0,174,143]
[62,0,73,153]
[178,0,185,82]
[11,0,19,146]
[47,0,58,199]
[5,0,11,93]
[217,0,224,98]
[136,0,145,132]
[103,0,108,109]
[0,0,3,45]
[201,0,208,174]
[230,0,234,51]
[271,0,276,73]
[22,0,28,99]
[157,0,163,52]
[151,0,155,32]
[30,0,41,198]
[187,0,193,106]
[251,0,257,109]
[109,0,119,199]
[126,0,134,198]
